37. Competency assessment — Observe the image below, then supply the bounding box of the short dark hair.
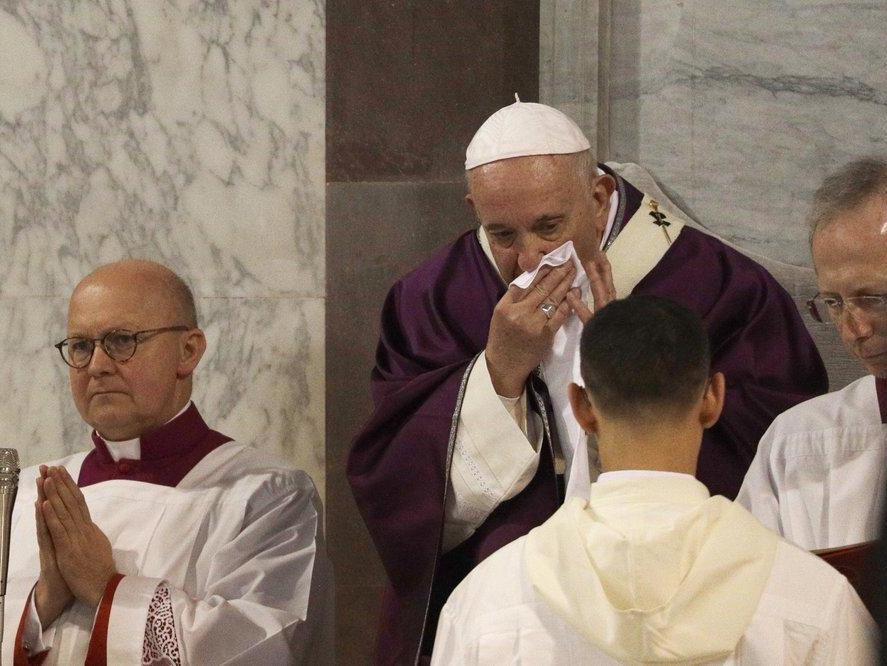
[579,295,710,420]
[809,157,887,239]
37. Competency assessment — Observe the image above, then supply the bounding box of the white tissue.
[510,241,585,290]
[505,240,599,499]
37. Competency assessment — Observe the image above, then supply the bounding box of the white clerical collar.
[596,469,696,484]
[101,402,192,462]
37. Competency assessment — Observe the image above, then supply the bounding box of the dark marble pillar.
[326,2,540,662]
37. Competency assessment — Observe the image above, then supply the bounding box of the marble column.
[0,1,325,492]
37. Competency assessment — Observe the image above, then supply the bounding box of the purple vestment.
[348,171,828,664]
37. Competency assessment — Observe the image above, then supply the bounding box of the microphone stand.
[0,449,20,658]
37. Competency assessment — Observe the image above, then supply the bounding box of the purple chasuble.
[78,403,232,488]
[348,169,828,665]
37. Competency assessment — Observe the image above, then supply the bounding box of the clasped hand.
[34,465,117,628]
[486,253,616,397]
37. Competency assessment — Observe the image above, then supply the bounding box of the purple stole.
[78,403,232,488]
[348,169,828,664]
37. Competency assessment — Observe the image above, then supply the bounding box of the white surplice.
[432,473,876,665]
[2,441,333,665]
[737,374,887,550]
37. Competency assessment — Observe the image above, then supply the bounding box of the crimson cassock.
[348,169,828,664]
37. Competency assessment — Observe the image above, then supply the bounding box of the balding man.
[348,100,827,662]
[3,261,331,664]
[739,157,887,550]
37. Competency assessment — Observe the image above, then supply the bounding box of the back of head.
[579,295,710,421]
[808,156,887,240]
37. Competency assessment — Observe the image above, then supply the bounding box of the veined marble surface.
[605,0,887,266]
[0,1,325,492]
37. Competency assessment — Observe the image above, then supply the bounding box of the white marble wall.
[540,0,881,388]
[0,1,325,492]
[542,0,887,266]
[605,0,887,266]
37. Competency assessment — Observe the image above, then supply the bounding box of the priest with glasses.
[3,259,332,664]
[739,157,887,552]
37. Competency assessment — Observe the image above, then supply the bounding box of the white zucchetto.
[465,94,591,170]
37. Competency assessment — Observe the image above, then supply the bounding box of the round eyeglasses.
[54,326,191,369]
[806,293,887,323]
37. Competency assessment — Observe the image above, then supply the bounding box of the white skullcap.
[465,94,591,170]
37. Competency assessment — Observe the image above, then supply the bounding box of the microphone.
[0,448,19,652]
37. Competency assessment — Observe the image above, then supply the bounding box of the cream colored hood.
[525,475,778,664]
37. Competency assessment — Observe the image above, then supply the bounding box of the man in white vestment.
[431,296,875,665]
[2,260,332,664]
[738,157,887,550]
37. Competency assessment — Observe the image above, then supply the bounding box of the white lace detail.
[142,583,181,666]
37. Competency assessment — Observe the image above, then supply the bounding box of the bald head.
[73,260,198,328]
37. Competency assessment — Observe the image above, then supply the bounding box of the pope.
[349,99,828,663]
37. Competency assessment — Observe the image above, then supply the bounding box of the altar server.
[3,260,332,664]
[432,296,875,665]
[348,99,827,661]
[738,157,887,550]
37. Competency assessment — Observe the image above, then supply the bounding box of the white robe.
[432,474,876,665]
[737,374,887,550]
[2,441,333,665]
